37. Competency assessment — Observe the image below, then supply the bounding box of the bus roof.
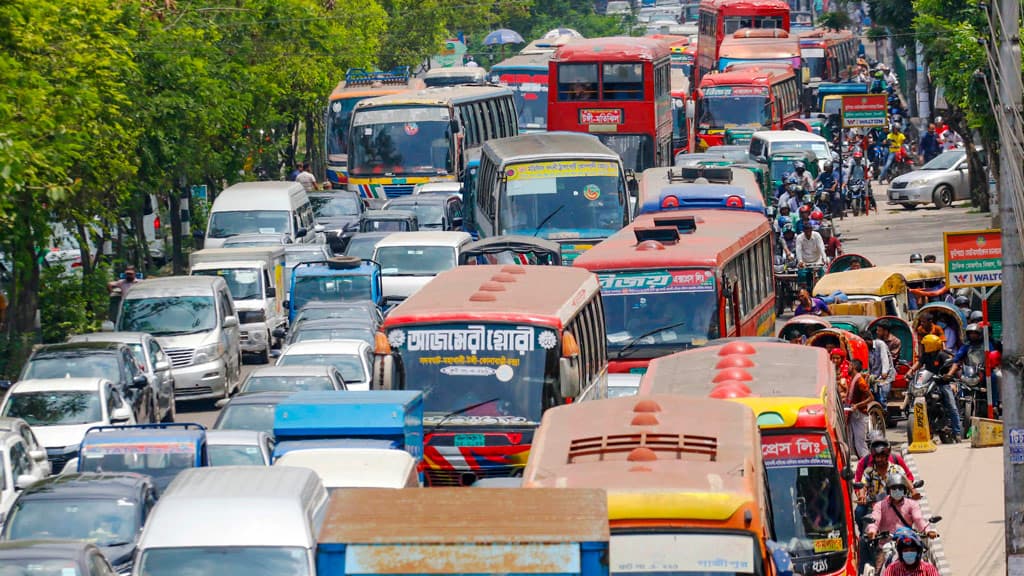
[552,36,671,63]
[482,132,621,164]
[491,52,553,71]
[383,265,600,329]
[719,32,800,59]
[572,210,770,270]
[353,85,514,109]
[330,67,421,100]
[700,0,791,13]
[700,67,794,87]
[523,395,761,521]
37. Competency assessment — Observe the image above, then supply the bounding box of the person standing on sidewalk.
[295,162,318,192]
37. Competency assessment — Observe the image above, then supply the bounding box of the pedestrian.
[107,265,139,296]
[869,330,895,405]
[295,162,318,192]
[919,124,941,164]
[287,164,301,181]
[465,55,480,68]
[847,358,873,458]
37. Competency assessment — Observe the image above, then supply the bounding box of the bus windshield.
[610,531,764,576]
[326,97,361,161]
[803,53,826,80]
[496,71,549,130]
[600,269,720,355]
[389,322,558,424]
[762,433,848,557]
[350,106,452,176]
[291,274,373,311]
[499,160,626,238]
[700,90,769,130]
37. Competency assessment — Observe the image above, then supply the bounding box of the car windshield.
[213,405,276,433]
[193,268,263,301]
[208,211,290,239]
[241,375,336,393]
[119,296,217,336]
[138,546,311,576]
[499,160,626,238]
[3,391,102,426]
[385,203,444,228]
[79,444,197,490]
[0,559,87,575]
[208,444,266,466]
[763,434,848,557]
[222,237,283,248]
[291,275,373,311]
[600,269,720,356]
[699,92,769,130]
[294,307,375,324]
[921,150,965,170]
[362,218,413,232]
[376,246,456,276]
[278,354,364,383]
[311,194,361,217]
[23,353,120,381]
[349,106,452,176]
[773,140,830,159]
[344,236,384,260]
[326,97,361,160]
[6,497,139,546]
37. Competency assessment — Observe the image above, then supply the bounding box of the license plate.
[454,434,485,447]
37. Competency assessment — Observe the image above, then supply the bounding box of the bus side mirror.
[685,100,695,119]
[559,357,581,398]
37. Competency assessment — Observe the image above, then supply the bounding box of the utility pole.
[998,0,1024,568]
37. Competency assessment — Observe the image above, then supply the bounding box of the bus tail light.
[660,195,680,209]
[561,332,580,358]
[374,331,392,355]
[726,195,744,209]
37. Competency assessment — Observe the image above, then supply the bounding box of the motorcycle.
[848,180,868,216]
[882,145,914,183]
[906,369,958,444]
[860,511,942,576]
[957,348,989,422]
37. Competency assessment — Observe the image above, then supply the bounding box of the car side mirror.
[913,479,925,488]
[192,229,205,240]
[452,216,463,228]
[131,374,149,389]
[223,315,239,328]
[154,360,170,372]
[559,357,581,398]
[59,458,78,474]
[0,380,10,392]
[111,406,132,423]
[282,300,290,310]
[929,515,943,524]
[214,398,230,409]
[295,228,308,239]
[15,474,36,490]
[841,467,854,481]
[270,349,282,359]
[266,285,276,298]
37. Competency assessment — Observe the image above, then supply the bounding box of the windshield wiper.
[614,321,688,360]
[532,204,565,237]
[425,397,500,437]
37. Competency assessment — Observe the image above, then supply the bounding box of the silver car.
[887,149,975,209]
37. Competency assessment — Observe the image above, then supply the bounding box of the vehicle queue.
[0,17,961,576]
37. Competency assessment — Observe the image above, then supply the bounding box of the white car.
[275,340,372,390]
[372,231,472,302]
[412,182,463,202]
[206,430,274,466]
[0,430,51,523]
[0,378,136,474]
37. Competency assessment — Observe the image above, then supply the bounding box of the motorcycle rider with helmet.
[909,334,963,439]
[865,472,938,570]
[792,160,815,194]
[909,253,924,263]
[955,323,995,417]
[883,527,941,576]
[856,457,911,573]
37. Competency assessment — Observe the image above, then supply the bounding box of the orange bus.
[799,29,858,85]
[639,340,859,576]
[718,29,803,86]
[373,265,608,486]
[572,210,775,374]
[524,395,796,576]
[695,67,803,149]
[696,0,791,92]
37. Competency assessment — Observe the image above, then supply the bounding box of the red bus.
[695,67,802,149]
[799,28,858,84]
[548,37,674,173]
[572,210,775,373]
[696,0,791,91]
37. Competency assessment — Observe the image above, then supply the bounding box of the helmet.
[783,224,795,234]
[868,430,889,449]
[921,334,943,353]
[954,295,970,307]
[823,161,833,171]
[966,323,982,336]
[794,161,805,170]
[936,115,943,124]
[969,310,984,323]
[799,205,811,215]
[811,209,824,220]
[874,70,884,78]
[910,253,923,263]
[886,470,908,489]
[893,527,924,550]
[853,150,863,158]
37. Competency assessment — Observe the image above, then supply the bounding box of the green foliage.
[818,11,853,32]
[38,264,111,344]
[866,0,915,49]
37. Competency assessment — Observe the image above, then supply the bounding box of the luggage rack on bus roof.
[344,67,411,87]
[666,166,733,184]
[567,432,718,463]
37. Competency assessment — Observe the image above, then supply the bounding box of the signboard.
[580,108,623,125]
[611,534,754,573]
[599,269,716,295]
[702,86,768,98]
[841,94,888,128]
[943,229,1003,288]
[1010,427,1024,464]
[761,433,833,468]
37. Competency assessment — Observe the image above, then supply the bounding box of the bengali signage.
[611,534,754,573]
[702,86,768,98]
[841,94,888,128]
[599,270,716,295]
[761,433,833,468]
[944,229,1002,288]
[505,160,619,182]
[579,108,624,125]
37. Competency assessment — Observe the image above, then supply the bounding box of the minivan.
[116,276,242,400]
[747,130,831,172]
[203,182,321,249]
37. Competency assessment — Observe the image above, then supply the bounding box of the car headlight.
[193,342,225,364]
[908,179,932,187]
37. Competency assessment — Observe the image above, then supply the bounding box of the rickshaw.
[807,328,887,435]
[827,253,874,274]
[916,301,966,352]
[813,268,912,320]
[866,315,918,423]
[823,315,875,339]
[458,235,562,266]
[777,315,830,343]
[767,149,820,191]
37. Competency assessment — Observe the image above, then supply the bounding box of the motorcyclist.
[865,471,937,550]
[796,222,827,269]
[819,224,842,259]
[855,432,915,486]
[792,160,815,194]
[954,323,987,363]
[879,124,906,183]
[816,161,838,210]
[883,527,942,576]
[909,334,963,439]
[777,177,801,214]
[855,453,910,573]
[774,204,796,234]
[779,225,797,261]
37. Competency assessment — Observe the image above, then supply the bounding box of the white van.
[204,182,320,249]
[372,231,472,302]
[747,130,832,171]
[117,276,242,400]
[133,466,327,576]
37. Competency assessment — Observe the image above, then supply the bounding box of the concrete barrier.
[907,396,938,453]
[969,416,1004,448]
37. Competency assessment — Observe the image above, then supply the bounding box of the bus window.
[558,64,599,101]
[603,63,644,101]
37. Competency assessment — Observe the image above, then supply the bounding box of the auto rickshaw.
[807,328,887,434]
[732,162,773,207]
[823,315,875,339]
[777,315,831,343]
[888,263,947,311]
[916,301,966,352]
[768,149,820,191]
[866,315,918,423]
[812,268,912,320]
[827,253,874,274]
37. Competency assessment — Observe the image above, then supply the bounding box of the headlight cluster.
[193,342,225,364]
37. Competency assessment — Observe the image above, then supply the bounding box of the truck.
[189,246,286,362]
[286,256,383,323]
[316,488,609,576]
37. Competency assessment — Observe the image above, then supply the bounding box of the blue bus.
[489,52,552,133]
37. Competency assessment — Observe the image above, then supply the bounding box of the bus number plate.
[454,434,485,447]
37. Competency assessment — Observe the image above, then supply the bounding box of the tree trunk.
[74,219,94,277]
[8,207,41,334]
[169,189,184,275]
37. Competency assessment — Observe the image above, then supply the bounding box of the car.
[0,431,50,523]
[887,148,979,209]
[0,417,52,476]
[212,391,291,435]
[290,300,383,327]
[359,209,418,232]
[0,378,136,475]
[372,231,473,302]
[206,430,274,466]
[220,232,293,248]
[20,341,158,425]
[1,472,158,574]
[412,181,463,201]
[0,540,118,576]
[382,195,463,231]
[310,190,364,253]
[283,318,376,347]
[275,340,373,391]
[70,424,208,493]
[704,144,752,163]
[343,231,391,261]
[235,365,348,396]
[67,332,177,424]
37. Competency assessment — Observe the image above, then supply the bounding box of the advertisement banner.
[761,433,833,468]
[505,160,619,181]
[702,86,768,98]
[944,229,1002,288]
[841,94,888,128]
[599,269,716,295]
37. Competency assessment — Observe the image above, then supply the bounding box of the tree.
[817,11,853,32]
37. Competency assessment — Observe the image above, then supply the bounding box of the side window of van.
[749,138,764,160]
[219,289,235,319]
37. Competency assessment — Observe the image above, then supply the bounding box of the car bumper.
[887,184,932,204]
[172,359,229,400]
[240,322,270,354]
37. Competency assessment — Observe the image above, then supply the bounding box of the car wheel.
[933,185,953,208]
[901,203,917,210]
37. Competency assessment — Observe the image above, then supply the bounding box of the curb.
[901,448,952,576]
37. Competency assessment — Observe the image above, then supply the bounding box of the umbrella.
[483,28,525,46]
[543,28,583,39]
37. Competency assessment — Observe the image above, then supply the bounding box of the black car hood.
[317,215,359,231]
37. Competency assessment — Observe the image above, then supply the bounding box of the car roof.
[12,378,109,393]
[364,209,416,219]
[753,130,828,142]
[247,365,338,378]
[298,300,378,312]
[291,319,376,330]
[309,190,359,199]
[415,182,461,192]
[82,427,205,444]
[224,233,288,241]
[205,429,270,446]
[280,340,368,356]
[373,231,472,248]
[33,341,125,354]
[123,276,223,298]
[20,472,150,500]
[66,332,151,345]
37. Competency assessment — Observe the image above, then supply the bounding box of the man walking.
[295,162,318,192]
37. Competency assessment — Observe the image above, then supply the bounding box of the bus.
[347,85,518,200]
[372,265,608,485]
[547,37,674,173]
[325,68,423,187]
[524,395,796,576]
[696,0,791,90]
[489,53,553,133]
[788,0,817,31]
[639,341,859,576]
[717,29,803,88]
[470,132,632,264]
[695,67,802,149]
[799,28,858,85]
[572,210,775,374]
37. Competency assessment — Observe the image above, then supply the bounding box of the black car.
[310,190,364,253]
[383,194,463,231]
[1,472,157,574]
[359,209,418,232]
[212,391,292,435]
[291,300,383,327]
[0,538,119,576]
[282,318,376,347]
[20,342,157,425]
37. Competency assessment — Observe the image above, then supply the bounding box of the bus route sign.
[943,229,1002,288]
[841,94,888,128]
